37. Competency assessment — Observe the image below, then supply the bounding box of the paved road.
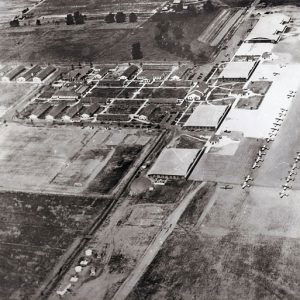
[112,182,207,300]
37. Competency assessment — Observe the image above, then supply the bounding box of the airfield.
[3,1,300,300]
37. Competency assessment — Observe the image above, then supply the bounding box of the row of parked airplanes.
[279,152,300,198]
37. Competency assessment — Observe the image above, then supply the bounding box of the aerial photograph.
[1,0,300,299]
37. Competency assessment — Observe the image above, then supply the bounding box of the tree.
[9,19,20,27]
[66,14,74,25]
[203,0,215,12]
[132,42,143,60]
[36,19,41,26]
[74,11,85,24]
[105,13,115,23]
[115,12,126,23]
[129,12,137,23]
[173,25,183,40]
[187,4,197,16]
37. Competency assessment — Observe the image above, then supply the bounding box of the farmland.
[0,123,155,196]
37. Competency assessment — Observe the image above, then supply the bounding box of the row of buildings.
[0,65,57,83]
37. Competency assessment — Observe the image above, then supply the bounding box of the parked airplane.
[275,117,284,121]
[256,157,264,163]
[282,183,292,190]
[242,182,250,189]
[245,175,253,182]
[279,191,289,198]
[252,162,260,169]
[261,145,269,151]
[220,185,233,190]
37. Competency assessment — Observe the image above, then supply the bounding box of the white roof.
[148,148,200,177]
[219,61,257,80]
[245,13,290,43]
[184,104,228,128]
[235,42,274,57]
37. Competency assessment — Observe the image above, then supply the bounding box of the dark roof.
[3,66,26,80]
[82,97,107,104]
[63,103,84,118]
[46,103,68,118]
[81,104,101,116]
[0,65,12,76]
[19,65,41,80]
[35,66,56,80]
[30,103,52,118]
[121,65,139,79]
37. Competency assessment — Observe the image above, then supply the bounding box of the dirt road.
[112,181,207,300]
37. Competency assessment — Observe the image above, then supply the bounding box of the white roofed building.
[218,61,259,82]
[183,104,229,130]
[245,13,290,44]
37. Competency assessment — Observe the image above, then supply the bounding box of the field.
[0,124,154,195]
[0,82,38,118]
[0,4,222,64]
[0,191,110,299]
[236,95,263,109]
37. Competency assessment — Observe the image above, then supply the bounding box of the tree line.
[105,12,137,23]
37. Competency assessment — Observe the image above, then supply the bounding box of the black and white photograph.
[0,0,299,299]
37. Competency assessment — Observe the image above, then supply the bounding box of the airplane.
[279,191,289,198]
[282,183,292,190]
[245,175,254,182]
[220,184,233,190]
[286,176,295,182]
[261,145,269,151]
[242,182,250,189]
[289,170,297,176]
[273,122,281,126]
[252,162,260,169]
[256,157,264,163]
[292,163,298,170]
[271,127,279,131]
[280,108,288,112]
[266,137,274,143]
[275,117,284,121]
[258,150,266,156]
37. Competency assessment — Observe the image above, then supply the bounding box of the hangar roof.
[184,104,228,128]
[148,148,200,177]
[245,13,290,43]
[219,61,257,80]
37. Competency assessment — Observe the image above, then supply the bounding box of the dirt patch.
[236,95,264,110]
[247,81,272,95]
[88,145,143,194]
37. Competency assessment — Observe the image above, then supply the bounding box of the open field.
[0,124,154,195]
[0,6,222,64]
[0,82,38,117]
[0,191,110,299]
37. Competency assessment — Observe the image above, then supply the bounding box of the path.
[112,181,207,300]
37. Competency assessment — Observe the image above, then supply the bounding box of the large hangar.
[148,148,203,180]
[245,13,290,44]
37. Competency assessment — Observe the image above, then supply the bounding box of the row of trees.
[66,11,86,25]
[105,12,137,24]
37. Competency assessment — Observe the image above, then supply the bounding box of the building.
[120,65,139,80]
[0,65,11,76]
[149,98,179,104]
[67,66,91,81]
[76,85,90,97]
[170,66,190,81]
[183,104,229,130]
[62,103,84,122]
[17,65,41,82]
[51,90,79,101]
[81,104,101,119]
[218,61,259,82]
[29,103,52,120]
[148,148,203,180]
[245,13,291,44]
[46,103,68,121]
[234,42,274,61]
[33,66,56,83]
[137,69,167,83]
[2,66,25,82]
[186,90,203,101]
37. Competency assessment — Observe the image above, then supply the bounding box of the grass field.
[0,191,110,299]
[0,124,154,195]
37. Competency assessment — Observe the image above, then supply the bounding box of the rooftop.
[148,148,200,177]
[219,61,257,80]
[234,42,274,57]
[184,104,228,128]
[245,13,290,43]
